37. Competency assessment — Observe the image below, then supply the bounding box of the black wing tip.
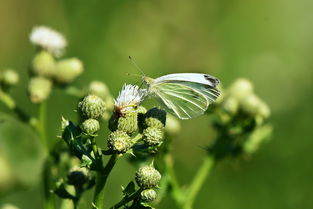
[203,74,220,87]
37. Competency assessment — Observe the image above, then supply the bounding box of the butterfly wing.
[154,73,220,87]
[152,82,211,119]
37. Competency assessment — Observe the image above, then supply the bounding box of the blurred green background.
[1,0,313,208]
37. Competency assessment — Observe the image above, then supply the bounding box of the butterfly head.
[142,76,155,86]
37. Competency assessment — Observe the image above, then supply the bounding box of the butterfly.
[142,73,220,120]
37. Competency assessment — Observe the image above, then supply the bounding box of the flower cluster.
[28,26,83,103]
[208,78,272,158]
[57,83,165,208]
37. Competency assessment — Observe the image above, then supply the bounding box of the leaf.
[0,112,46,194]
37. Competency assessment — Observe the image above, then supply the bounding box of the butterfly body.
[142,73,220,120]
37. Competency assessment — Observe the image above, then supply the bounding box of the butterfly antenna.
[128,56,145,76]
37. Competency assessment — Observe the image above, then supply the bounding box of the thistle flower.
[30,26,67,56]
[28,76,52,103]
[114,84,147,115]
[135,165,161,189]
[78,95,106,119]
[0,69,19,87]
[140,189,157,202]
[80,119,100,135]
[55,58,84,83]
[107,130,132,153]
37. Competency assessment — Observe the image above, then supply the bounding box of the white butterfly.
[142,73,220,120]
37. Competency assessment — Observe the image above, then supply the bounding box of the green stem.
[164,153,184,205]
[36,102,55,209]
[37,102,48,149]
[93,154,119,209]
[43,158,55,209]
[183,155,215,209]
[109,189,142,209]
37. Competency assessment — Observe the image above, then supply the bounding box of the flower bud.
[0,69,19,87]
[137,106,147,114]
[243,125,272,154]
[55,58,83,83]
[79,95,106,119]
[80,118,100,135]
[28,77,52,103]
[67,166,89,187]
[258,101,270,119]
[221,96,239,115]
[140,189,157,202]
[135,165,161,189]
[32,51,55,77]
[143,127,164,146]
[241,94,261,116]
[145,117,164,129]
[229,78,253,101]
[165,114,181,135]
[144,108,166,127]
[117,112,138,135]
[88,81,110,99]
[107,130,131,153]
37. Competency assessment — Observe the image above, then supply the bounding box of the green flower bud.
[258,101,270,119]
[135,165,161,189]
[88,81,110,99]
[222,96,239,115]
[107,130,132,153]
[79,94,106,119]
[67,166,89,186]
[137,106,147,114]
[241,94,261,116]
[0,69,19,87]
[145,117,164,129]
[80,119,100,135]
[229,78,254,101]
[28,77,52,103]
[117,112,138,135]
[243,125,272,154]
[140,189,157,202]
[32,51,55,77]
[144,107,166,127]
[143,127,164,146]
[55,58,83,83]
[165,114,181,135]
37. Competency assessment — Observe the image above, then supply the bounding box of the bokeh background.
[1,0,313,208]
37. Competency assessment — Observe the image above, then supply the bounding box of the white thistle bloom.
[114,84,147,114]
[30,26,67,56]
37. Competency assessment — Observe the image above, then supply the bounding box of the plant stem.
[43,158,55,209]
[109,189,142,209]
[36,102,55,209]
[37,102,48,148]
[93,154,119,209]
[164,153,183,205]
[182,155,215,209]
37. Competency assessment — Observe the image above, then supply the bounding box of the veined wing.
[154,73,220,88]
[177,81,220,104]
[152,82,210,120]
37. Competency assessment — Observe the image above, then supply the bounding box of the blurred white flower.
[114,84,147,114]
[30,26,67,56]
